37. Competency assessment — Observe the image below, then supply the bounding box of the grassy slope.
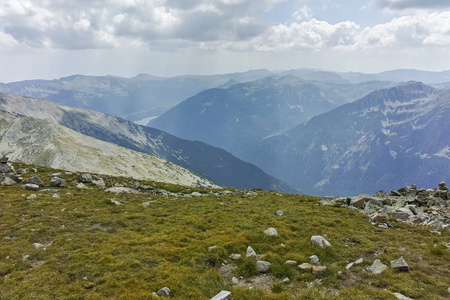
[0,163,449,299]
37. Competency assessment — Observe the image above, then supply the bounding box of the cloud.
[373,0,450,10]
[292,6,312,22]
[0,0,283,49]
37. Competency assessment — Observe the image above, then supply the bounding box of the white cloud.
[373,0,450,10]
[292,6,312,22]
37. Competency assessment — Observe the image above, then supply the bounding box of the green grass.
[0,162,449,299]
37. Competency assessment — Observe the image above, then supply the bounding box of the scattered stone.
[50,177,67,188]
[231,276,239,284]
[367,259,387,274]
[246,246,257,259]
[33,243,44,249]
[229,254,241,260]
[105,187,140,194]
[191,192,202,197]
[110,199,123,206]
[77,183,89,189]
[284,260,297,265]
[390,257,409,272]
[27,194,37,200]
[282,277,290,284]
[25,175,43,186]
[298,263,313,270]
[81,173,93,183]
[21,183,40,191]
[276,210,283,216]
[156,287,170,297]
[393,292,415,300]
[312,265,327,274]
[92,178,105,187]
[52,193,60,198]
[208,246,217,252]
[1,177,16,186]
[210,290,232,300]
[255,261,271,273]
[311,235,331,248]
[264,227,278,236]
[310,255,319,264]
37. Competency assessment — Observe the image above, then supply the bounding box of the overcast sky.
[1,0,450,82]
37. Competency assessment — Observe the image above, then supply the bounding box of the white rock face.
[311,235,331,248]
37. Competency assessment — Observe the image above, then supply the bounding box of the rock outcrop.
[321,183,450,229]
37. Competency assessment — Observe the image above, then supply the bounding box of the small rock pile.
[320,183,450,229]
[0,155,24,186]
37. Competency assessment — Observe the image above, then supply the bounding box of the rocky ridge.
[320,182,450,230]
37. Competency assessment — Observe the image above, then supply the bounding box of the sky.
[1,0,450,82]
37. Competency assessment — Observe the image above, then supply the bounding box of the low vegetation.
[0,163,449,299]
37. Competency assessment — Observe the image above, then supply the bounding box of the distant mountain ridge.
[239,82,450,196]
[0,93,294,192]
[149,75,397,153]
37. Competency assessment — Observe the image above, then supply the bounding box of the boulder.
[298,263,313,270]
[311,235,331,248]
[438,181,448,191]
[77,183,89,189]
[350,196,367,208]
[310,255,319,264]
[1,176,16,186]
[264,227,278,236]
[246,246,257,259]
[21,183,40,191]
[255,261,271,273]
[210,290,232,300]
[191,192,203,197]
[390,257,409,272]
[93,178,106,187]
[27,194,37,200]
[229,254,241,260]
[50,177,67,188]
[393,292,415,300]
[284,260,297,265]
[156,287,170,297]
[81,173,94,183]
[26,175,44,186]
[367,259,387,274]
[312,265,327,274]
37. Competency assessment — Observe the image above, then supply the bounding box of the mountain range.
[239,82,450,196]
[0,93,293,192]
[148,75,396,153]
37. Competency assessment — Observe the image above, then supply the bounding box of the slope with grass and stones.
[1,162,449,299]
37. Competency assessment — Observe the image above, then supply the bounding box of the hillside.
[0,162,449,299]
[149,75,396,153]
[0,113,218,188]
[0,93,292,192]
[239,82,450,196]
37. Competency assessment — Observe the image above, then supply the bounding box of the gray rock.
[264,227,278,236]
[393,292,415,300]
[27,194,37,200]
[312,265,327,274]
[210,290,232,300]
[298,263,313,270]
[282,277,290,284]
[1,176,16,186]
[246,246,257,259]
[81,173,94,183]
[21,183,40,191]
[26,175,44,186]
[390,257,409,272]
[156,287,170,297]
[351,195,368,208]
[276,210,283,216]
[52,173,62,178]
[33,243,44,249]
[40,189,58,193]
[105,187,140,194]
[77,183,89,189]
[110,199,123,205]
[311,235,331,248]
[92,178,106,187]
[208,246,217,252]
[52,193,60,198]
[438,181,448,191]
[284,260,297,265]
[229,254,242,260]
[367,259,387,274]
[310,255,319,264]
[231,276,238,284]
[191,192,202,197]
[256,260,271,273]
[50,177,67,188]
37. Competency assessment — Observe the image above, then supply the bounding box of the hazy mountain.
[239,82,450,196]
[0,93,293,192]
[0,70,273,122]
[340,69,450,84]
[149,75,397,153]
[0,113,219,188]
